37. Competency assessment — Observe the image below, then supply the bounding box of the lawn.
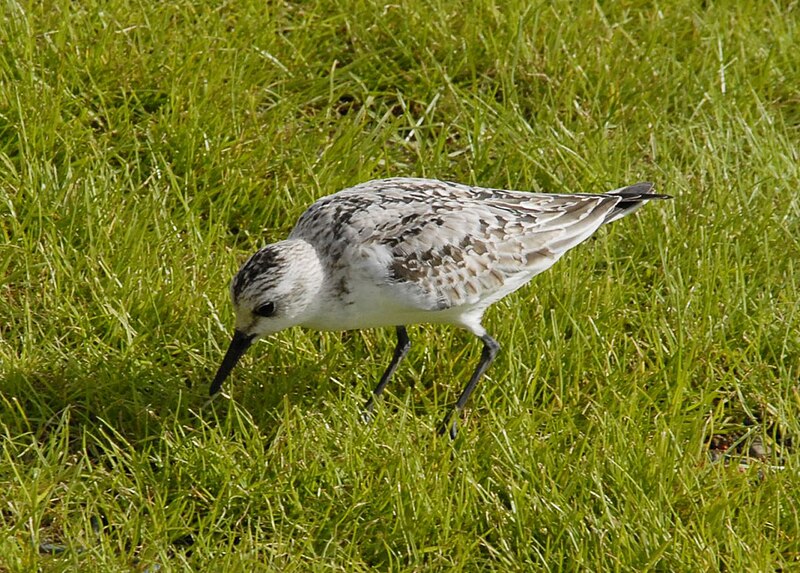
[1,0,799,570]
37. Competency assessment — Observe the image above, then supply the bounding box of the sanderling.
[210,177,670,438]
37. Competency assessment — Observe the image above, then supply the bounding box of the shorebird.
[210,177,669,438]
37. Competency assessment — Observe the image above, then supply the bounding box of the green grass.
[2,0,799,570]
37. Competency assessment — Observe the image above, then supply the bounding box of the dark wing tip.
[610,182,672,200]
[625,181,655,194]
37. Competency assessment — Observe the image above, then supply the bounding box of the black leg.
[363,326,411,421]
[439,334,500,439]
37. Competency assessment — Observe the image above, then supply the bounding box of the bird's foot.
[360,396,376,425]
[438,410,459,440]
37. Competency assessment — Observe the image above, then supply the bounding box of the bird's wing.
[291,178,631,311]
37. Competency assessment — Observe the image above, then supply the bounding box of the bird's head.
[209,239,323,395]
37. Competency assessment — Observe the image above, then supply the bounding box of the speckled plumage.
[212,177,670,437]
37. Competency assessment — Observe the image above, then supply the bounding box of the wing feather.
[290,178,637,312]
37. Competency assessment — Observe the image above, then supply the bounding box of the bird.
[210,177,670,438]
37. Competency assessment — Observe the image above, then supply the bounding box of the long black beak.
[209,330,255,395]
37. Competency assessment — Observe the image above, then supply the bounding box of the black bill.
[209,330,255,395]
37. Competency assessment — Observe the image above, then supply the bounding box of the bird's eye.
[254,302,276,317]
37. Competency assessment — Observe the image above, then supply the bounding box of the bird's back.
[289,178,664,329]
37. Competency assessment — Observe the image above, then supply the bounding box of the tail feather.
[603,182,671,224]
